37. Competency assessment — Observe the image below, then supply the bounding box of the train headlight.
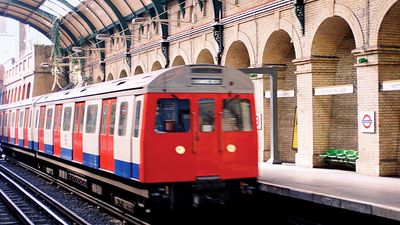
[227,144,236,153]
[175,146,186,155]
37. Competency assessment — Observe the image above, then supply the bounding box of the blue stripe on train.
[34,141,38,151]
[114,160,140,179]
[83,153,99,169]
[61,148,72,160]
[4,136,8,142]
[28,141,34,149]
[18,139,24,146]
[10,138,15,144]
[44,144,53,155]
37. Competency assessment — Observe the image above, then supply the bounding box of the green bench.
[319,148,359,165]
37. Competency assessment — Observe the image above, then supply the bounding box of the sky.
[0,17,52,64]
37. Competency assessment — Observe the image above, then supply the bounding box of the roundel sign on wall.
[360,111,375,133]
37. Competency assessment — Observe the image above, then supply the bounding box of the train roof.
[1,65,254,108]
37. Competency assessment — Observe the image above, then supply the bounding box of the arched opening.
[262,30,297,163]
[225,41,250,68]
[96,76,102,83]
[134,66,144,75]
[151,61,162,71]
[311,16,358,168]
[377,1,400,176]
[196,49,214,64]
[26,83,31,99]
[107,73,114,81]
[171,56,186,67]
[120,69,128,78]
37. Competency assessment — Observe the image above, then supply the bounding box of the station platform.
[258,163,400,221]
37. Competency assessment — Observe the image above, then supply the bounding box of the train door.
[193,96,221,177]
[38,106,46,152]
[44,106,55,154]
[8,110,12,143]
[33,108,40,150]
[15,109,19,145]
[18,109,24,146]
[99,98,116,171]
[73,102,85,162]
[82,100,101,169]
[53,104,62,156]
[3,112,7,142]
[131,95,143,180]
[27,108,33,149]
[24,108,29,147]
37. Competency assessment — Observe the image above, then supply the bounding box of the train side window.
[19,111,24,128]
[109,103,116,135]
[62,107,72,131]
[134,100,142,137]
[118,102,128,136]
[79,105,85,132]
[73,105,80,132]
[39,108,45,129]
[35,110,39,128]
[85,105,98,133]
[25,109,29,128]
[223,99,252,132]
[54,106,62,130]
[45,108,53,130]
[12,112,15,127]
[14,111,18,127]
[28,109,32,128]
[199,98,215,132]
[100,104,108,134]
[155,99,190,133]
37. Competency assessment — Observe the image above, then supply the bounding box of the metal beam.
[239,66,282,164]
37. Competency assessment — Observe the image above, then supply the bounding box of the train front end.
[141,65,258,207]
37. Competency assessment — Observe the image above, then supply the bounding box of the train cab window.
[222,99,252,132]
[133,101,142,137]
[85,105,98,133]
[45,108,53,129]
[199,99,215,132]
[62,107,72,131]
[155,99,190,133]
[118,102,128,136]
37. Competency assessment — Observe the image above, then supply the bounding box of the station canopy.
[0,0,163,48]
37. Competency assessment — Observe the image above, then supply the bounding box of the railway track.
[0,164,90,225]
[1,157,149,225]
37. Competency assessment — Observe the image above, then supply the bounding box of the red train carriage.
[0,65,258,212]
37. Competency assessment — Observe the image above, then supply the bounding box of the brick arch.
[262,30,296,64]
[149,53,166,70]
[132,57,146,74]
[371,0,400,47]
[196,48,215,64]
[96,76,102,83]
[107,73,114,81]
[133,66,144,75]
[222,31,255,67]
[259,19,302,61]
[305,4,364,56]
[224,40,251,69]
[170,47,190,66]
[119,69,128,78]
[171,55,186,67]
[194,40,217,64]
[151,61,162,71]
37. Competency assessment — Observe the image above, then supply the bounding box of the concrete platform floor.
[258,163,400,221]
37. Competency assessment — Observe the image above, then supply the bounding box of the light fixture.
[40,62,50,68]
[96,34,110,40]
[132,17,147,24]
[72,46,83,53]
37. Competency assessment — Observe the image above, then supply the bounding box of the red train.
[0,65,258,213]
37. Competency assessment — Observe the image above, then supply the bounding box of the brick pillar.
[355,47,400,176]
[294,57,339,167]
[252,75,266,162]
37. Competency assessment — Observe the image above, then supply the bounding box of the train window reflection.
[199,98,215,132]
[155,98,190,133]
[109,103,116,135]
[118,102,128,136]
[223,99,252,132]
